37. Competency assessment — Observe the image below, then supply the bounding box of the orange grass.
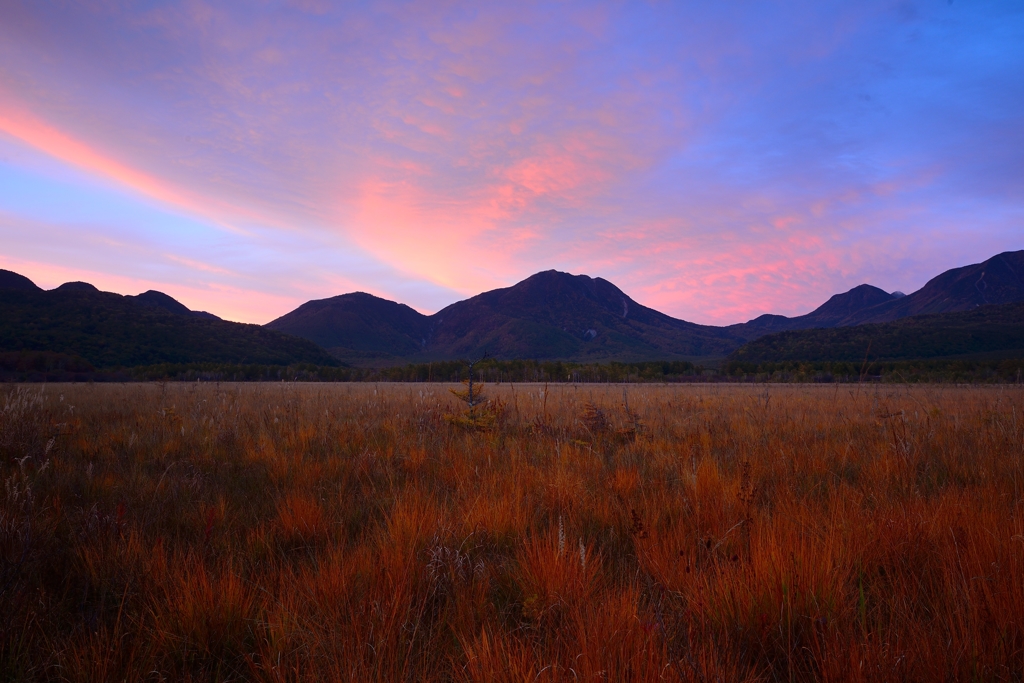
[1,382,1023,681]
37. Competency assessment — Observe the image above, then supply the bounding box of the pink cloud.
[0,101,198,217]
[0,92,294,239]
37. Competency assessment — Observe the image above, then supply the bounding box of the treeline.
[0,351,114,382]
[124,359,705,383]
[359,359,704,383]
[5,352,1024,384]
[728,301,1024,364]
[723,358,1024,383]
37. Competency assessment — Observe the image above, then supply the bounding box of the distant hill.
[728,301,1024,364]
[727,284,898,340]
[268,271,747,362]
[0,285,337,368]
[1,272,221,319]
[5,248,1023,369]
[268,252,1024,365]
[424,271,742,360]
[723,250,1024,340]
[840,250,1024,324]
[129,290,220,320]
[0,269,43,291]
[266,292,431,359]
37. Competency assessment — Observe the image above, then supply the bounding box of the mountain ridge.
[728,300,1024,364]
[836,250,1024,324]
[0,284,336,368]
[269,250,1024,363]
[267,270,748,362]
[3,249,1023,367]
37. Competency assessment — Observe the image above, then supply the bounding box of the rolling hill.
[264,292,432,361]
[267,271,748,362]
[827,250,1024,326]
[3,248,1022,369]
[725,284,899,340]
[728,300,1024,364]
[0,278,337,368]
[0,269,41,291]
[267,251,1024,364]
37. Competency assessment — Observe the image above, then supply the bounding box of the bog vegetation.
[1,382,1022,681]
[8,352,1024,384]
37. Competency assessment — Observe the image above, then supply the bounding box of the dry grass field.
[1,381,1023,681]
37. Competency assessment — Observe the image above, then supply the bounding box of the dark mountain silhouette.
[55,281,100,292]
[729,300,1024,364]
[423,271,741,360]
[129,290,221,320]
[4,248,1023,369]
[266,292,431,360]
[0,285,336,368]
[833,250,1024,325]
[0,269,41,291]
[268,252,1024,364]
[727,284,898,339]
[794,284,898,326]
[268,271,747,362]
[0,273,221,319]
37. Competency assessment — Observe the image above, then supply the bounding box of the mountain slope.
[266,292,431,359]
[129,290,221,320]
[0,269,42,291]
[8,248,1023,368]
[799,284,898,326]
[267,271,746,362]
[836,250,1024,325]
[0,286,337,368]
[728,284,897,339]
[265,252,1024,364]
[422,270,741,360]
[728,301,1024,363]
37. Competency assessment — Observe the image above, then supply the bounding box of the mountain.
[727,284,898,340]
[792,284,898,327]
[723,250,1024,341]
[1,271,221,319]
[837,250,1024,325]
[266,292,431,359]
[5,248,1022,369]
[55,281,99,292]
[268,252,1024,365]
[268,271,746,362]
[0,269,43,291]
[423,271,741,360]
[129,290,221,320]
[0,284,337,368]
[728,300,1024,364]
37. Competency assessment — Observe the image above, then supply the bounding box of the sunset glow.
[1,1,1021,324]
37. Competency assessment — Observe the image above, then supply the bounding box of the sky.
[1,1,1022,325]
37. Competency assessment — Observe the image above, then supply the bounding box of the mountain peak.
[265,290,430,357]
[0,269,41,291]
[803,284,896,326]
[849,249,1024,324]
[55,281,100,292]
[132,290,192,315]
[129,290,222,320]
[266,268,737,362]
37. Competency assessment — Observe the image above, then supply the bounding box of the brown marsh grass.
[1,381,1023,681]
